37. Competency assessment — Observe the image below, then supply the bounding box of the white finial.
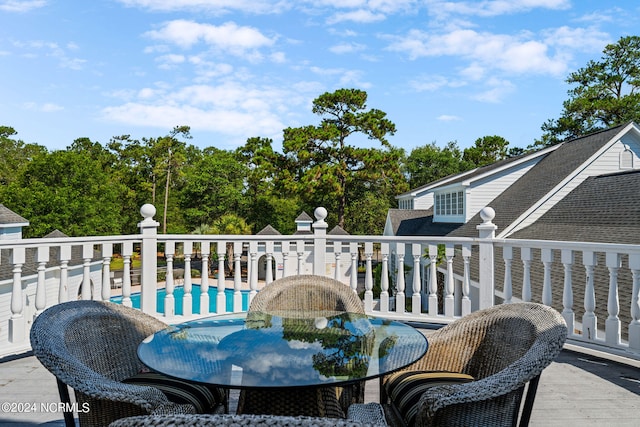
[480,206,495,223]
[314,207,328,222]
[140,204,156,220]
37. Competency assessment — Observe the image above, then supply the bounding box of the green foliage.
[462,135,511,167]
[2,147,129,237]
[539,35,640,146]
[282,88,402,229]
[179,147,247,228]
[405,141,466,188]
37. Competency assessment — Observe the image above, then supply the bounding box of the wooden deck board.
[1,348,638,426]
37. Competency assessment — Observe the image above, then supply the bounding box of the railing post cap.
[314,206,327,220]
[140,204,156,219]
[480,206,495,223]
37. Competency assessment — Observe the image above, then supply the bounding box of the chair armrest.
[347,403,388,426]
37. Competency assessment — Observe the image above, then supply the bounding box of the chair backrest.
[421,302,566,380]
[30,300,167,386]
[249,275,364,316]
[414,303,567,427]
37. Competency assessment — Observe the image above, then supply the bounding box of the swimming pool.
[111,285,250,314]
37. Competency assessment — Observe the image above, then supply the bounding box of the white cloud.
[101,83,312,146]
[156,54,186,69]
[23,102,63,112]
[145,20,275,53]
[409,75,465,92]
[426,0,570,19]
[116,0,290,14]
[386,28,570,76]
[437,114,462,121]
[329,42,366,54]
[327,9,386,24]
[472,77,515,103]
[542,26,610,52]
[0,0,47,12]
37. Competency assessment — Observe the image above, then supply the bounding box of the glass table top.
[138,311,428,389]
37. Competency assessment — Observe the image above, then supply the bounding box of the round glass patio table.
[137,311,428,389]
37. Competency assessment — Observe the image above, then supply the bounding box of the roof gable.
[449,123,629,238]
[510,169,640,244]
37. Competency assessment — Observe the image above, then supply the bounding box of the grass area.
[110,256,142,270]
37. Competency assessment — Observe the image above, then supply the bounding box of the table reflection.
[137,311,427,390]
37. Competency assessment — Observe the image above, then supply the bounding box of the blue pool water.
[111,285,250,314]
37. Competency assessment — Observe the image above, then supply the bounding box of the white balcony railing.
[1,204,640,362]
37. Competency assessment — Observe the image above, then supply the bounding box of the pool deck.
[2,331,639,426]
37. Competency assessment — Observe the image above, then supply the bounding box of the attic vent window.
[620,144,634,169]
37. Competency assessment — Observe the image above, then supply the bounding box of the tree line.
[1,36,639,238]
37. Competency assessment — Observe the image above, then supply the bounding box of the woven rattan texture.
[107,413,387,426]
[353,302,567,427]
[239,275,366,418]
[29,300,222,426]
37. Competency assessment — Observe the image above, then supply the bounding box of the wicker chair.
[29,300,227,427]
[108,413,387,427]
[238,274,366,418]
[349,302,567,427]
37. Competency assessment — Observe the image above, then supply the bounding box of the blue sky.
[1,1,639,153]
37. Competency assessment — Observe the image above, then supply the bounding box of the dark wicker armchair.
[238,274,366,418]
[30,300,227,427]
[349,302,567,427]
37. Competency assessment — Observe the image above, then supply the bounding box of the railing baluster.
[334,241,342,281]
[412,243,422,315]
[503,246,513,304]
[183,241,193,317]
[380,243,390,313]
[82,244,93,300]
[521,247,532,302]
[265,241,274,285]
[9,247,25,343]
[281,242,290,278]
[296,240,304,275]
[444,244,454,317]
[36,246,48,315]
[200,242,210,316]
[605,252,621,346]
[428,244,438,316]
[233,241,242,312]
[350,242,358,294]
[583,251,597,341]
[101,244,112,302]
[561,249,575,336]
[122,242,133,307]
[541,248,553,306]
[165,241,175,317]
[249,242,258,303]
[396,246,406,314]
[629,253,640,350]
[462,244,471,316]
[216,242,226,314]
[364,242,374,311]
[59,245,71,303]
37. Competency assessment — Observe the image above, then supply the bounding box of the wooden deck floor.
[1,346,639,426]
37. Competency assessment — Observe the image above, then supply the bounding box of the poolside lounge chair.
[348,302,567,427]
[30,300,227,427]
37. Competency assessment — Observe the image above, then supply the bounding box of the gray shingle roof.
[0,204,28,225]
[387,208,463,236]
[510,170,640,244]
[256,225,281,235]
[449,123,627,238]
